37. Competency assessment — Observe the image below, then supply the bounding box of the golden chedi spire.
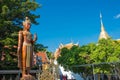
[99,13,109,40]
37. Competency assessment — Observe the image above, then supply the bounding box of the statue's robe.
[17,31,33,69]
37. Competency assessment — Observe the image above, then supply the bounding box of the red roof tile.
[36,52,49,63]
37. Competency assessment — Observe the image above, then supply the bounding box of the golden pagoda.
[99,13,110,40]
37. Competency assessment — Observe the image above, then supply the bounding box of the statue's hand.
[33,33,37,41]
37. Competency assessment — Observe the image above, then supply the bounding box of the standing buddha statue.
[17,17,37,78]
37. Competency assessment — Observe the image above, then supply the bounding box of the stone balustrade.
[0,70,38,80]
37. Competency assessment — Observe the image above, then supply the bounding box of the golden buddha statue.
[17,17,37,78]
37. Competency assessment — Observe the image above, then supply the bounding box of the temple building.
[35,51,50,70]
[53,42,81,80]
[54,42,79,60]
[53,13,119,80]
[54,13,111,61]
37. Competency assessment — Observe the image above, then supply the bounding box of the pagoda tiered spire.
[99,13,109,40]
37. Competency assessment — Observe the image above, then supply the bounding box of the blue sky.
[31,0,120,52]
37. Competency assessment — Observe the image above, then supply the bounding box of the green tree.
[90,39,120,79]
[57,39,120,80]
[0,0,40,69]
[0,0,40,39]
[0,0,40,50]
[46,51,53,59]
[34,43,48,52]
[57,45,94,80]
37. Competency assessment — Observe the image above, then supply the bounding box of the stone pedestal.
[20,75,35,80]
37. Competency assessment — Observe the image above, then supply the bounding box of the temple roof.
[59,42,79,49]
[54,42,79,59]
[36,51,49,63]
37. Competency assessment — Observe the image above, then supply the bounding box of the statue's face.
[25,23,31,30]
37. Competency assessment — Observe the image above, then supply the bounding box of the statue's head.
[23,17,31,30]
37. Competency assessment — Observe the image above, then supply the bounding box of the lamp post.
[92,64,95,80]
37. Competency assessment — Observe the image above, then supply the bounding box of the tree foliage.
[0,0,44,69]
[0,0,40,39]
[0,0,40,49]
[57,38,120,79]
[34,43,48,52]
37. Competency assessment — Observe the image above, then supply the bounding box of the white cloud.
[114,14,120,19]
